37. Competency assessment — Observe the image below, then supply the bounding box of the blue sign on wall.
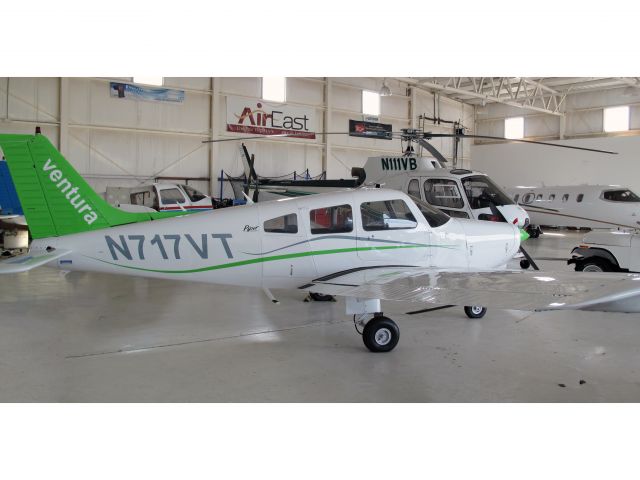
[110,82,185,103]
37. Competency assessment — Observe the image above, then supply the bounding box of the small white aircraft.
[3,133,640,353]
[106,182,213,213]
[507,184,640,232]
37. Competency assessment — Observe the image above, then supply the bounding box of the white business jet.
[3,133,640,353]
[507,184,640,231]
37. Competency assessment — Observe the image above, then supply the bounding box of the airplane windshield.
[409,195,450,228]
[461,175,514,209]
[602,189,640,202]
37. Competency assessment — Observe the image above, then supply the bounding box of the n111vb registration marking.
[105,234,234,261]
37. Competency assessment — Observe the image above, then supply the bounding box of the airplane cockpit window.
[461,175,514,209]
[264,213,298,234]
[360,200,417,231]
[181,184,207,202]
[407,179,421,198]
[602,189,640,202]
[409,195,450,228]
[562,194,570,202]
[310,204,353,234]
[160,188,186,205]
[577,194,584,203]
[423,179,464,209]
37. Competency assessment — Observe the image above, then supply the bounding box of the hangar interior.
[2,77,640,401]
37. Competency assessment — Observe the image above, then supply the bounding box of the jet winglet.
[0,248,71,274]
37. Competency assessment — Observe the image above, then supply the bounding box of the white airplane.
[507,184,640,232]
[3,133,640,353]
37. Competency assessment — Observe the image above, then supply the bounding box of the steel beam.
[412,79,563,116]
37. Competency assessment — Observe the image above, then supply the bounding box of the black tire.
[464,306,487,319]
[309,292,335,302]
[520,259,531,270]
[362,316,400,352]
[528,226,541,239]
[575,257,615,272]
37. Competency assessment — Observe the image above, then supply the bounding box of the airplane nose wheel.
[464,306,487,319]
[362,315,400,352]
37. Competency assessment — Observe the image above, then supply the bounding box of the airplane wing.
[301,267,640,314]
[0,248,71,273]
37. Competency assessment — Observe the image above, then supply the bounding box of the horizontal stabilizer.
[0,248,71,274]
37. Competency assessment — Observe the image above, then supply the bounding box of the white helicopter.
[3,132,640,353]
[229,130,616,234]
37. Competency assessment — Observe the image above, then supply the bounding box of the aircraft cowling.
[456,218,520,269]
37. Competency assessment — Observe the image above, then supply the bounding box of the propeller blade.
[424,133,618,155]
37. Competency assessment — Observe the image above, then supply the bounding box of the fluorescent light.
[133,77,163,86]
[603,106,629,132]
[505,117,524,139]
[262,77,286,103]
[362,90,380,116]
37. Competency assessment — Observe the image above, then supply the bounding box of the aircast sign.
[226,95,316,139]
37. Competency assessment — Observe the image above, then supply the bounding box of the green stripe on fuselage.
[85,243,449,275]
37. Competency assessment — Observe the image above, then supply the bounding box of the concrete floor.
[2,230,640,402]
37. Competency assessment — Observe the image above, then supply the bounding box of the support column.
[559,107,566,140]
[59,77,69,155]
[409,86,416,128]
[322,77,332,176]
[209,77,221,196]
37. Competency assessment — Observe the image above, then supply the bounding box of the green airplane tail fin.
[0,133,181,239]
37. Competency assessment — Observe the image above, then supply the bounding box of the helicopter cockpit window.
[310,204,353,234]
[407,179,421,198]
[423,179,464,209]
[602,189,640,202]
[360,200,417,231]
[409,195,450,228]
[461,175,514,209]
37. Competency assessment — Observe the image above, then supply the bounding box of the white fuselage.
[507,185,640,229]
[32,189,520,290]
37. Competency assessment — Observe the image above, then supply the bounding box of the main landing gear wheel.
[309,292,335,302]
[464,306,487,319]
[362,316,400,352]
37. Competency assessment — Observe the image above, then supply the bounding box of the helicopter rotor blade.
[416,138,449,164]
[202,132,353,143]
[424,133,618,155]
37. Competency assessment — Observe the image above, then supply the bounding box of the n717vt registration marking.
[105,234,234,260]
